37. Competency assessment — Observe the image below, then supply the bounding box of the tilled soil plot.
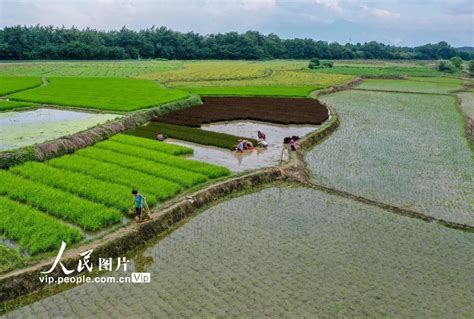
[154,97,329,126]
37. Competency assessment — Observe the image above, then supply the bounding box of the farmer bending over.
[257,130,268,147]
[132,190,144,221]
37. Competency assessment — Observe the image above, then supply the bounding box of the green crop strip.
[0,76,43,95]
[179,86,317,97]
[76,147,208,187]
[0,100,34,111]
[109,134,193,155]
[0,171,122,231]
[92,140,231,178]
[0,196,83,255]
[9,77,189,112]
[127,122,257,151]
[10,162,144,212]
[48,155,182,200]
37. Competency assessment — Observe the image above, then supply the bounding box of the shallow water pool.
[0,108,120,150]
[7,187,473,317]
[169,120,318,172]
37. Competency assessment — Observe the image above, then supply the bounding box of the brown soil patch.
[154,97,329,126]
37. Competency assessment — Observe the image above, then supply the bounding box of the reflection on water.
[0,108,119,150]
[169,120,318,172]
[7,187,474,318]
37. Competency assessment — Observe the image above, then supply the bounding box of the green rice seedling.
[179,86,317,97]
[9,77,189,112]
[0,171,122,231]
[0,100,34,111]
[0,76,42,95]
[354,78,462,94]
[48,155,182,200]
[93,140,230,178]
[10,162,153,211]
[76,147,208,187]
[128,122,257,150]
[0,196,83,255]
[108,134,193,155]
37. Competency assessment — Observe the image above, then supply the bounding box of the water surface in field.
[169,120,318,172]
[7,187,474,318]
[0,108,120,150]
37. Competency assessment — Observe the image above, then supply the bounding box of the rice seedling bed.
[313,65,442,77]
[178,85,317,97]
[9,77,189,112]
[127,122,258,150]
[0,61,182,77]
[155,96,329,126]
[0,76,42,95]
[10,162,138,211]
[354,78,462,94]
[0,171,122,231]
[47,155,182,200]
[306,90,474,225]
[0,100,34,111]
[75,147,208,187]
[0,196,83,255]
[91,140,230,178]
[109,134,193,155]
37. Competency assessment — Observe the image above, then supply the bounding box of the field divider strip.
[351,87,452,96]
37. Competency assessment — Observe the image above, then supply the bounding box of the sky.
[0,0,473,47]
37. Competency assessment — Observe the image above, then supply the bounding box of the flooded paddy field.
[169,120,318,172]
[306,90,474,226]
[7,187,473,318]
[0,108,120,150]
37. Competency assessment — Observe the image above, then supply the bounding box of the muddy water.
[0,108,120,150]
[169,120,318,172]
[7,187,474,318]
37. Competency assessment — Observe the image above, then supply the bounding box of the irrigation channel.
[0,108,120,150]
[2,95,473,317]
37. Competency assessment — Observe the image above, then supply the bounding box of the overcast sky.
[0,0,473,47]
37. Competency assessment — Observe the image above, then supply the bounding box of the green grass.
[354,78,463,94]
[0,244,25,274]
[76,147,208,188]
[10,162,145,212]
[179,86,317,97]
[128,122,258,150]
[0,76,42,95]
[0,196,83,255]
[92,139,231,178]
[9,77,189,112]
[0,100,34,111]
[312,65,442,77]
[109,134,193,155]
[306,90,474,226]
[0,171,122,231]
[48,154,182,200]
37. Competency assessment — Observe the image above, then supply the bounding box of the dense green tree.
[450,56,463,68]
[0,25,470,61]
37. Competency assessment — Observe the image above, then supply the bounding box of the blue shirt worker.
[132,190,144,220]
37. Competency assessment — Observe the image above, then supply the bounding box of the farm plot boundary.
[0,95,201,169]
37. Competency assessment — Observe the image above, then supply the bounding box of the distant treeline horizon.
[1,25,473,61]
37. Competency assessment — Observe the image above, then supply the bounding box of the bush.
[309,58,334,69]
[450,56,463,69]
[437,60,456,73]
[468,60,474,77]
[308,58,320,69]
[321,60,334,68]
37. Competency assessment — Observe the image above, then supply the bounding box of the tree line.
[0,25,472,61]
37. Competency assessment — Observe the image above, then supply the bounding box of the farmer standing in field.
[131,190,144,221]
